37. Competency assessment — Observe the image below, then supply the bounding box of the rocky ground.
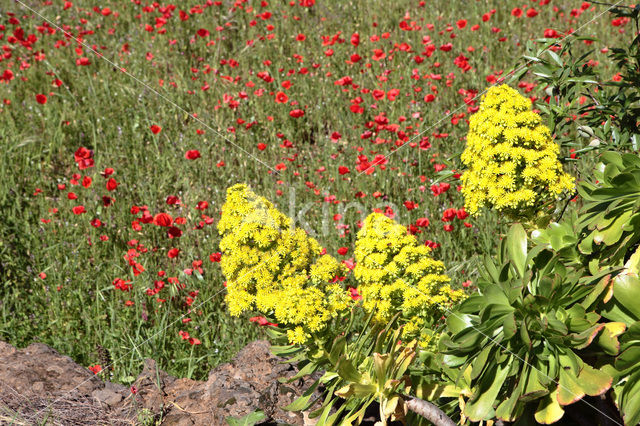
[0,340,317,425]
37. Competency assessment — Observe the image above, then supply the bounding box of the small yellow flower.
[460,85,574,219]
[218,184,352,344]
[354,213,465,346]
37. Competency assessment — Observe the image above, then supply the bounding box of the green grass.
[0,0,628,382]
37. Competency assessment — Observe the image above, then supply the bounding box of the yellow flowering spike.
[354,213,465,346]
[218,184,352,344]
[460,85,575,219]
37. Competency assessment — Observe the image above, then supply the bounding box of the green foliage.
[225,410,266,426]
[270,314,427,426]
[446,148,640,425]
[512,6,640,155]
[443,223,614,423]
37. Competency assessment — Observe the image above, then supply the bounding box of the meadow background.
[0,0,630,384]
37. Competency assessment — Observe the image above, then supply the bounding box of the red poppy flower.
[289,109,305,118]
[72,205,86,215]
[106,178,118,191]
[166,195,180,205]
[168,248,179,258]
[209,252,222,262]
[250,316,278,327]
[275,91,288,104]
[351,33,360,46]
[197,28,210,37]
[424,94,436,103]
[349,287,362,301]
[416,217,430,227]
[372,49,386,61]
[457,208,469,220]
[74,147,94,170]
[35,94,47,104]
[338,166,350,175]
[337,247,348,255]
[404,200,418,210]
[257,143,267,151]
[185,150,201,160]
[425,240,440,249]
[456,19,467,29]
[81,176,92,188]
[153,213,173,227]
[196,201,208,210]
[150,125,162,134]
[442,208,457,222]
[1,70,14,81]
[168,226,183,238]
[88,365,102,375]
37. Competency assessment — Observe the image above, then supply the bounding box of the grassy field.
[0,0,631,383]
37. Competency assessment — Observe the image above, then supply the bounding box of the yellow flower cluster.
[217,184,352,344]
[354,213,465,346]
[460,85,574,218]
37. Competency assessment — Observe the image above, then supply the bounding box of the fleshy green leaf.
[507,224,528,277]
[534,389,565,424]
[464,363,510,421]
[578,364,612,396]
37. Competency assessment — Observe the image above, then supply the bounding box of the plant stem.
[404,396,456,426]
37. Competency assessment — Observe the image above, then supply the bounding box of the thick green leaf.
[496,377,524,422]
[578,364,612,396]
[534,389,565,424]
[520,366,548,402]
[507,224,528,277]
[328,336,346,365]
[335,383,377,398]
[620,369,640,426]
[464,363,510,421]
[613,274,640,320]
[283,380,320,411]
[615,345,640,373]
[503,313,518,340]
[470,346,492,381]
[596,322,626,356]
[557,368,584,406]
[520,320,532,350]
[447,313,474,334]
[225,410,266,426]
[336,357,362,383]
